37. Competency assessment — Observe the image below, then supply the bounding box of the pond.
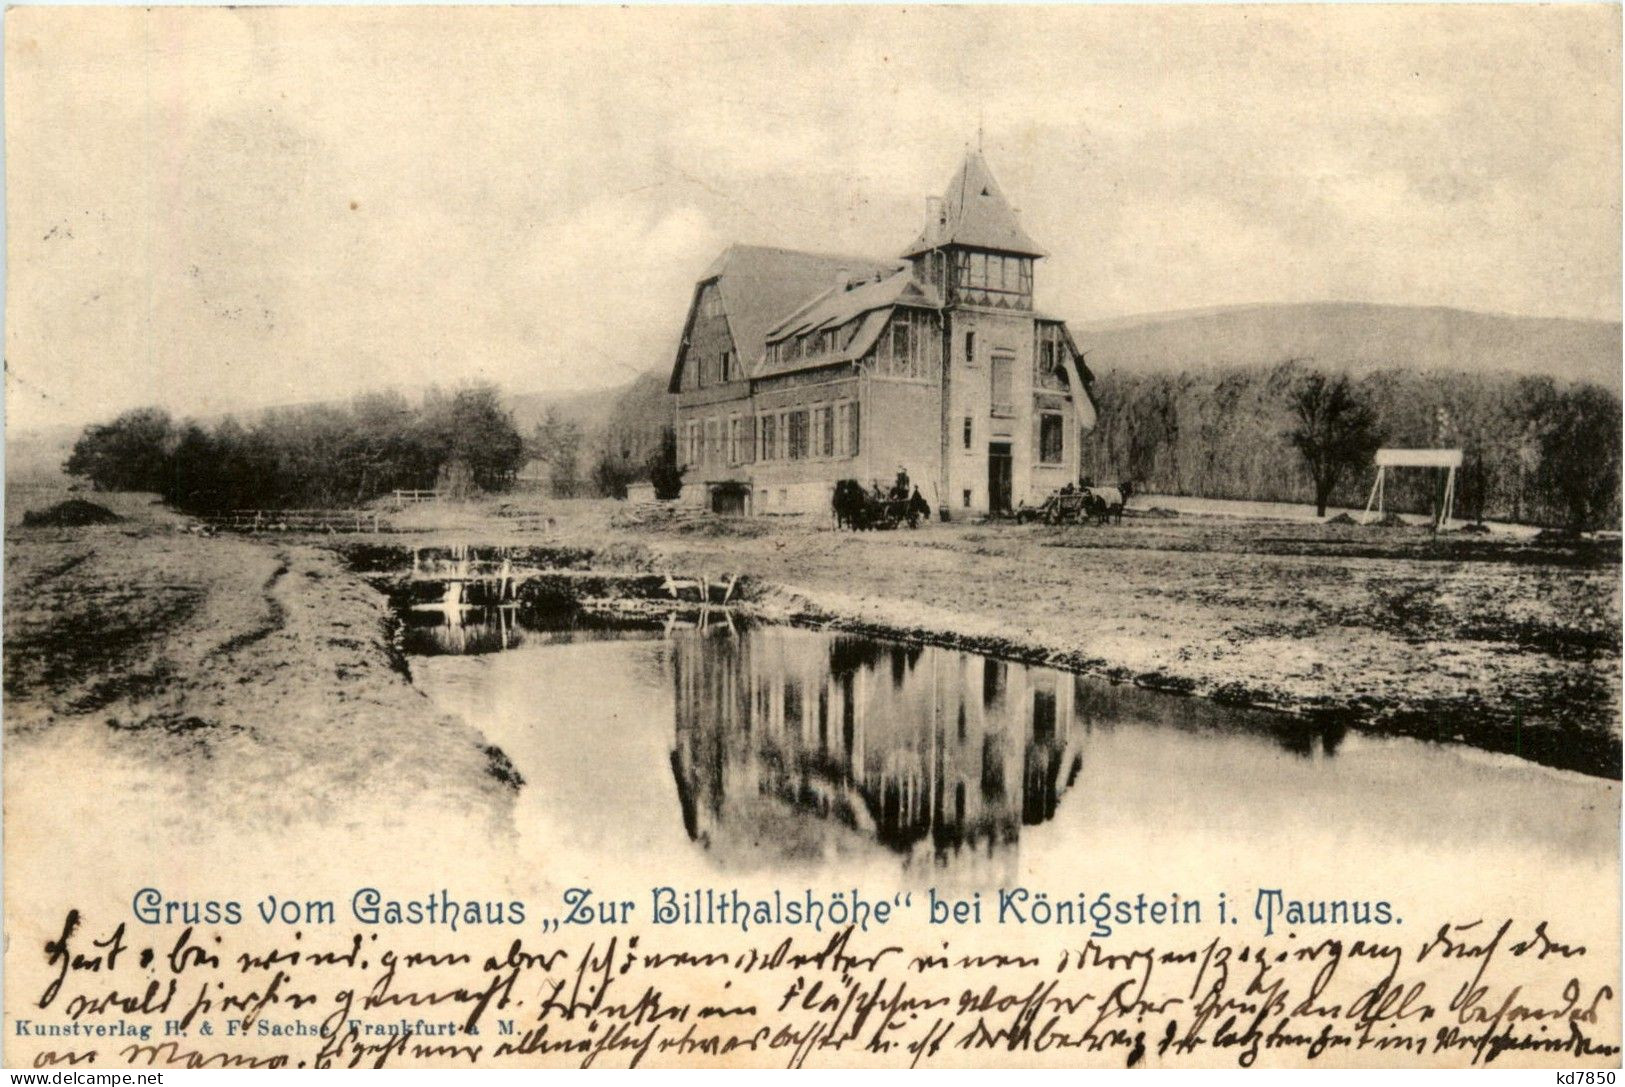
[402,604,1619,925]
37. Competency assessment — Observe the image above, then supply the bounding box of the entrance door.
[710,483,748,516]
[988,442,1013,514]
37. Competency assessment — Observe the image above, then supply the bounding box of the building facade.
[668,150,1096,518]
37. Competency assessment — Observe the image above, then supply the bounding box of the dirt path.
[4,524,518,828]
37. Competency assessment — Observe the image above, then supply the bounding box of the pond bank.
[337,522,1622,779]
[4,503,1617,842]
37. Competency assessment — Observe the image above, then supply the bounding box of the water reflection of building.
[401,604,524,656]
[670,626,1083,866]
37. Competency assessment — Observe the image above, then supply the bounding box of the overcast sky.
[6,5,1620,432]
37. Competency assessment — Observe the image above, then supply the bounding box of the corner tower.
[903,151,1087,517]
[902,150,1045,310]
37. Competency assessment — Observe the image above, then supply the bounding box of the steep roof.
[670,245,901,388]
[755,310,890,379]
[754,270,943,379]
[766,269,939,343]
[901,151,1046,259]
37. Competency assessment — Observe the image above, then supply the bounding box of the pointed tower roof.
[901,150,1046,259]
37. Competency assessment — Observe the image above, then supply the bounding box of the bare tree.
[1289,369,1383,516]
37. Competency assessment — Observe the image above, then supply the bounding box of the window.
[759,414,778,461]
[819,406,835,457]
[704,418,719,466]
[729,417,742,465]
[686,421,701,466]
[1040,412,1064,465]
[721,350,733,382]
[983,659,1005,704]
[892,319,909,362]
[963,416,973,450]
[991,355,1013,415]
[1038,335,1068,389]
[1033,685,1056,744]
[848,401,861,455]
[965,331,976,363]
[701,286,722,318]
[787,410,809,460]
[963,489,973,508]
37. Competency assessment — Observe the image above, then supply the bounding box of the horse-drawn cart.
[1015,483,1134,526]
[1016,490,1091,525]
[833,480,931,530]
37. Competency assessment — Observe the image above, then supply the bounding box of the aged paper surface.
[4,4,1621,1071]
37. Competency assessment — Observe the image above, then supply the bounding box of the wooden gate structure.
[1360,448,1464,530]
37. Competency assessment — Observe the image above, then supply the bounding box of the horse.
[907,487,931,528]
[832,479,870,530]
[1085,481,1134,525]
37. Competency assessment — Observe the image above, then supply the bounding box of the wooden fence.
[391,489,441,507]
[203,509,386,534]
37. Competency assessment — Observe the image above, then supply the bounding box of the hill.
[1073,302,1622,393]
[4,424,83,488]
[505,384,628,438]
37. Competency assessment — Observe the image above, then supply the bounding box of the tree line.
[65,385,526,511]
[1080,359,1621,531]
[63,377,685,511]
[523,372,681,500]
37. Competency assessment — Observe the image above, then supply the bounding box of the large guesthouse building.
[668,150,1096,518]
